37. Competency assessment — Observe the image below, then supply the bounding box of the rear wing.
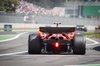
[39,27,75,34]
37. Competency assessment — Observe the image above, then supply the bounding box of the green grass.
[0,35,16,41]
[81,31,100,38]
[77,65,100,66]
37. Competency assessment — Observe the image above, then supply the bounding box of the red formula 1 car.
[28,27,86,54]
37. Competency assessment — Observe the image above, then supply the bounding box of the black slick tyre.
[73,34,86,54]
[28,34,41,54]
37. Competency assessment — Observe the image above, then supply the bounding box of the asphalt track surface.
[0,31,100,66]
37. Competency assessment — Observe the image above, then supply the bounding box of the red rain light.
[55,42,59,48]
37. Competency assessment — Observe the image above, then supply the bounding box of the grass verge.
[81,31,100,38]
[0,35,16,41]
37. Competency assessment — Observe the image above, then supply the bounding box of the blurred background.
[0,0,100,31]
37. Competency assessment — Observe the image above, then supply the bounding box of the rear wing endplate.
[39,27,75,34]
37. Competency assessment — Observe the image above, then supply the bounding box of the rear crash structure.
[28,27,86,54]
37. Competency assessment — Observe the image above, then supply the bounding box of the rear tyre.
[28,34,41,54]
[73,34,86,54]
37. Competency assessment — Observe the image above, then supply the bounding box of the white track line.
[0,32,28,56]
[0,51,27,56]
[0,32,27,42]
[86,38,99,46]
